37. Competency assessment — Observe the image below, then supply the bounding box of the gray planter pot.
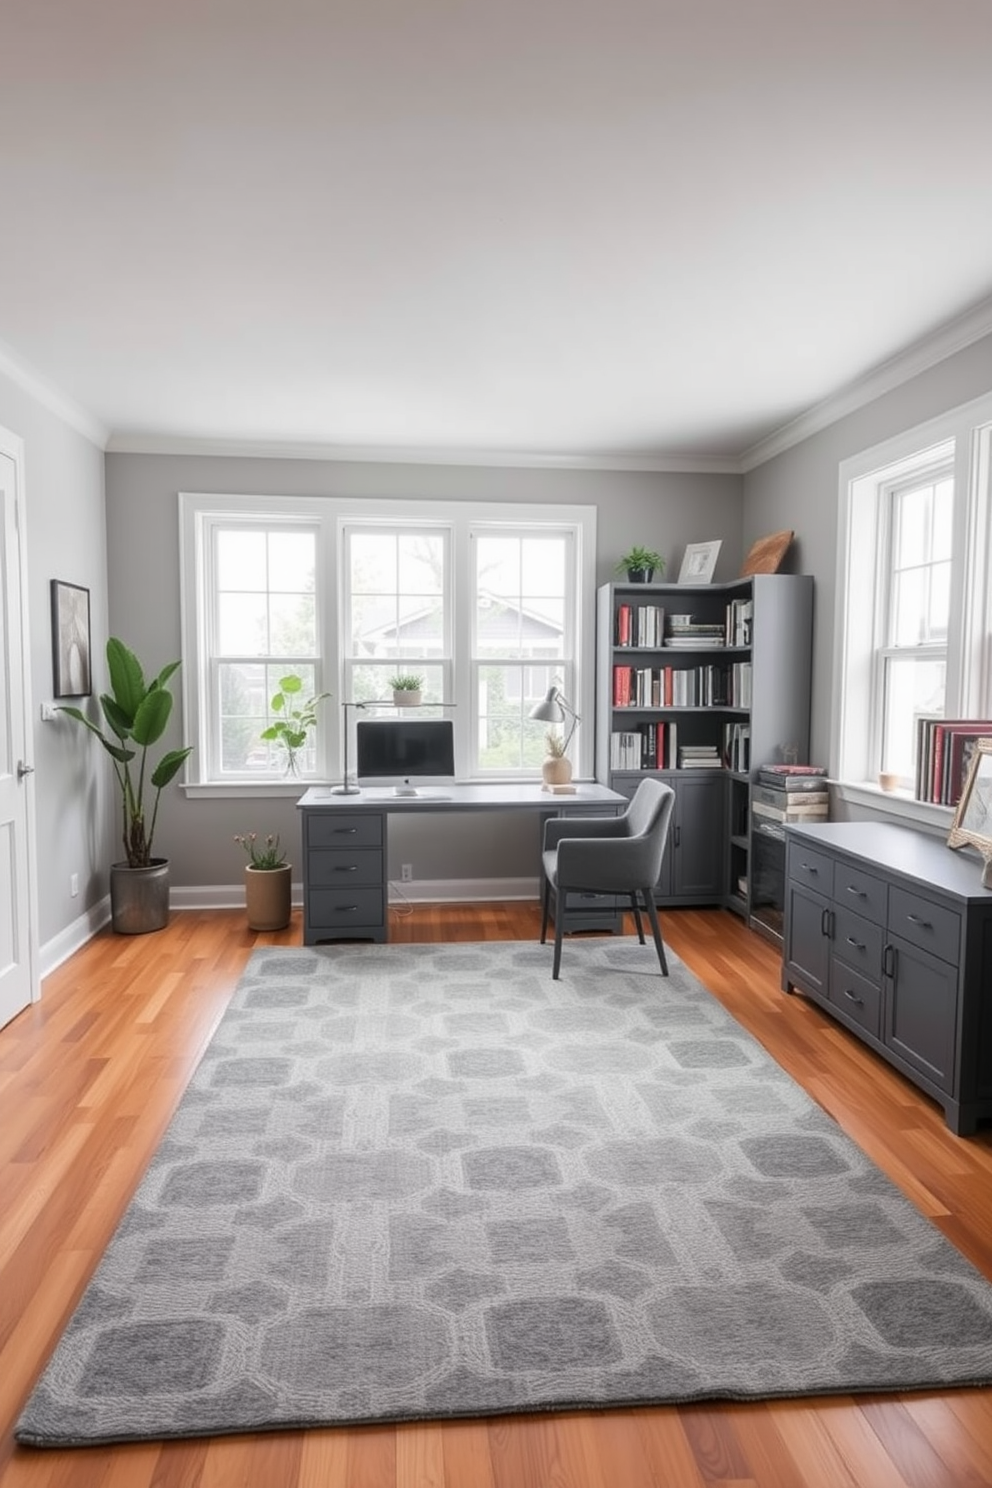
[110,859,171,934]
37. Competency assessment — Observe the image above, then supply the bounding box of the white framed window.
[834,391,992,819]
[179,493,596,792]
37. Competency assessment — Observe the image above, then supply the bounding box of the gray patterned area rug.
[17,940,992,1447]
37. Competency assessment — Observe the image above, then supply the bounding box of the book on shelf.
[725,597,753,646]
[757,764,828,791]
[615,602,665,648]
[752,799,829,823]
[914,718,992,805]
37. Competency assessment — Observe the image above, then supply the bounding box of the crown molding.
[0,338,108,449]
[104,431,742,476]
[739,292,992,473]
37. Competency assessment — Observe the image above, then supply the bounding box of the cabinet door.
[784,880,831,999]
[671,774,725,898]
[884,933,959,1095]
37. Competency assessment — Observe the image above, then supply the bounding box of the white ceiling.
[2,0,992,468]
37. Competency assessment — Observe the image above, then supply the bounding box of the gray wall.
[0,371,113,946]
[742,330,992,797]
[104,453,743,891]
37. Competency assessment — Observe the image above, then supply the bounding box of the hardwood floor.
[2,903,992,1487]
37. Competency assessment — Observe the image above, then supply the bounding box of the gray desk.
[297,782,626,944]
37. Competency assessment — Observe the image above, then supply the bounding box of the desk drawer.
[833,905,883,978]
[308,814,383,849]
[787,842,832,893]
[829,956,882,1039]
[309,887,385,929]
[888,886,960,966]
[309,848,383,888]
[833,861,886,926]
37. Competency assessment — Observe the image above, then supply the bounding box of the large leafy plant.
[59,638,193,867]
[261,674,331,774]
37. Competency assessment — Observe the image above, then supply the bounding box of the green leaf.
[106,638,146,721]
[150,747,193,789]
[131,688,173,747]
[279,675,303,694]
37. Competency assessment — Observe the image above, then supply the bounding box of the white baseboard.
[40,897,111,978]
[387,877,540,903]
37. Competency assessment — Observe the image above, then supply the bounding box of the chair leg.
[540,875,551,944]
[629,892,645,943]
[552,896,564,979]
[642,889,668,975]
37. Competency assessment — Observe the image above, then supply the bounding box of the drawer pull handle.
[846,885,866,898]
[906,913,933,929]
[802,862,819,874]
[846,936,865,950]
[335,827,359,835]
[334,865,358,872]
[883,943,895,977]
[336,904,359,912]
[843,988,864,1007]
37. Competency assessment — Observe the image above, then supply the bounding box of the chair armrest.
[556,833,659,891]
[543,815,625,850]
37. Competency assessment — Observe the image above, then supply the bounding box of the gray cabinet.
[782,821,992,1135]
[596,575,813,921]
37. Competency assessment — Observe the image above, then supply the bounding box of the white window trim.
[832,390,992,826]
[179,492,596,796]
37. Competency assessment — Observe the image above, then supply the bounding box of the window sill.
[834,780,953,833]
[183,781,318,799]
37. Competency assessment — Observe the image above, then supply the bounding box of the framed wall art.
[677,539,722,585]
[947,737,992,855]
[51,580,92,698]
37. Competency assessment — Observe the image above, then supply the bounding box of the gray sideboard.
[782,820,992,1135]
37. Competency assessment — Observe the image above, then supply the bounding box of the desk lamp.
[332,701,365,795]
[528,685,580,754]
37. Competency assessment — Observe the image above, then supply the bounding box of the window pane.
[477,664,548,770]
[270,593,316,654]
[892,569,927,646]
[895,487,928,568]
[932,478,954,561]
[217,530,267,591]
[351,534,397,593]
[398,534,444,595]
[881,654,946,784]
[269,531,316,592]
[218,593,268,655]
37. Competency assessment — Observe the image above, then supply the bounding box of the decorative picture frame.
[51,580,92,698]
[677,539,722,585]
[947,738,992,854]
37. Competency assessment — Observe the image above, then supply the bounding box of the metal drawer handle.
[801,862,819,874]
[334,827,359,835]
[846,885,866,898]
[334,865,358,872]
[336,904,359,912]
[846,935,865,951]
[883,943,895,977]
[906,913,933,929]
[843,988,864,1007]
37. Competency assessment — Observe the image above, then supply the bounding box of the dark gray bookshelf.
[595,575,814,932]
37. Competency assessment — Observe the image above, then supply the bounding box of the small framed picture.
[947,738,992,855]
[678,539,722,585]
[51,580,92,698]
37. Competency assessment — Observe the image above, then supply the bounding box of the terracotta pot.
[245,864,292,931]
[542,755,573,787]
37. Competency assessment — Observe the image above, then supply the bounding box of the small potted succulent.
[235,832,292,931]
[388,672,425,707]
[615,546,665,583]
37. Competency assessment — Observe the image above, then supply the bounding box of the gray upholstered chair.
[540,777,675,978]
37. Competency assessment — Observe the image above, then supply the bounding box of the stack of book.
[915,718,992,805]
[678,743,721,769]
[752,764,829,830]
[664,622,725,649]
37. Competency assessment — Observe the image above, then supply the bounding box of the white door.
[0,435,38,1028]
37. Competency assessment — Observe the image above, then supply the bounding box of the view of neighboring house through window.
[212,522,322,776]
[473,527,574,771]
[343,526,449,707]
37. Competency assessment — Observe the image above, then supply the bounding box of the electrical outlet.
[70,873,79,897]
[401,863,413,882]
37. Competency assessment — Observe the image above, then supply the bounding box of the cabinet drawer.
[787,842,832,893]
[307,813,383,849]
[833,905,883,978]
[833,862,886,926]
[829,956,882,1039]
[889,886,960,966]
[563,889,619,911]
[309,887,385,929]
[309,848,383,888]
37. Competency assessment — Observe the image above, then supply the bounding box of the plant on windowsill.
[57,637,193,935]
[235,833,292,931]
[388,672,425,707]
[615,546,665,583]
[542,727,572,787]
[260,675,331,775]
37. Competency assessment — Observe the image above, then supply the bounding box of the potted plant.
[615,546,665,583]
[388,672,425,707]
[57,637,193,934]
[235,832,292,931]
[260,675,331,774]
[542,727,573,787]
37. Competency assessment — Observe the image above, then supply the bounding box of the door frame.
[1,423,40,1010]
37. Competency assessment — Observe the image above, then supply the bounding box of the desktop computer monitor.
[355,718,455,795]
